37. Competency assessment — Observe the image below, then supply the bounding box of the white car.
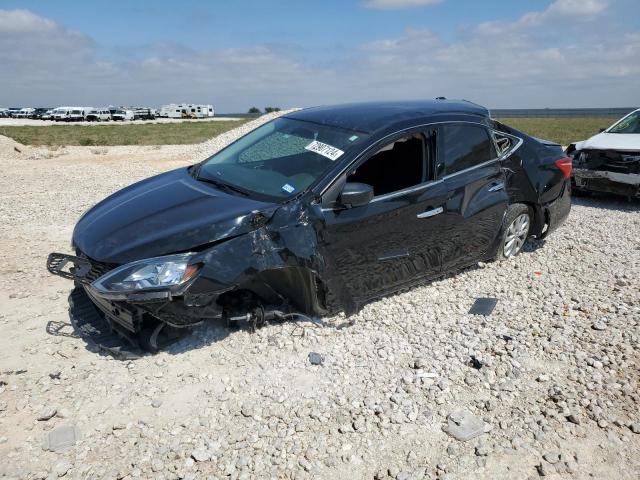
[41,109,55,120]
[52,107,84,122]
[111,109,134,121]
[14,108,35,118]
[86,109,111,122]
[567,109,640,199]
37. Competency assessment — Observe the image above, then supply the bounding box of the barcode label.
[305,140,344,161]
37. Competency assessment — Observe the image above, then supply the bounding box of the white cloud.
[0,8,55,33]
[478,0,608,34]
[363,0,443,10]
[0,6,637,110]
[547,0,608,17]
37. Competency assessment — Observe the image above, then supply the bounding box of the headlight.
[91,253,201,297]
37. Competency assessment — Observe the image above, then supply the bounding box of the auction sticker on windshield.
[305,140,344,161]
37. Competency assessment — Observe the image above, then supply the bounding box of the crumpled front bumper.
[573,168,640,197]
[46,253,223,333]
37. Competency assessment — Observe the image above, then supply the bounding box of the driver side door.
[319,128,448,305]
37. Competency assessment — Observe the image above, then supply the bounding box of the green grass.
[0,120,249,146]
[495,117,616,146]
[0,116,616,148]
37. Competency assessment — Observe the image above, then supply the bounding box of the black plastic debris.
[308,352,324,365]
[468,355,483,370]
[469,297,498,316]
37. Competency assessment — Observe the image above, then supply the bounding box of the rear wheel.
[494,204,531,261]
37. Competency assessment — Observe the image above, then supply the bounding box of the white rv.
[159,103,214,119]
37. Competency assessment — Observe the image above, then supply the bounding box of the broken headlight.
[91,253,201,296]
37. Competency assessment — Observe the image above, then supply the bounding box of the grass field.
[496,117,616,146]
[0,120,249,146]
[0,116,616,147]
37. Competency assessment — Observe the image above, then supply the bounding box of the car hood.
[575,132,640,151]
[73,167,278,264]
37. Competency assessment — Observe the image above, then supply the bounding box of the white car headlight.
[91,253,201,296]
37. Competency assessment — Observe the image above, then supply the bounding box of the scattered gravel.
[0,117,638,479]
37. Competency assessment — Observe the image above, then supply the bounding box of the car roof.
[284,99,489,133]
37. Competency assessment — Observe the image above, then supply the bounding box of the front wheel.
[494,204,531,261]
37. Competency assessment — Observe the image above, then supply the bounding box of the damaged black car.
[48,100,572,351]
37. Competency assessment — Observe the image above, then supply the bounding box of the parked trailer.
[159,103,214,119]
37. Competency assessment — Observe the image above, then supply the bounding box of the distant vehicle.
[86,109,111,122]
[0,108,8,118]
[6,107,22,118]
[52,107,87,122]
[68,108,87,122]
[31,108,51,119]
[52,107,72,121]
[14,108,35,118]
[159,103,214,119]
[111,109,134,121]
[40,109,55,120]
[567,108,640,199]
[132,108,155,120]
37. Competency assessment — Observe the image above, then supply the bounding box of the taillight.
[554,157,573,178]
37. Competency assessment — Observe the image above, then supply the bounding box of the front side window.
[197,117,369,201]
[438,124,496,177]
[347,134,426,197]
[607,111,640,134]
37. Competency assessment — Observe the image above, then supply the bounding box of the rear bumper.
[540,179,571,238]
[573,169,640,197]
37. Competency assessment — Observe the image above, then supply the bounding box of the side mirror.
[339,182,374,208]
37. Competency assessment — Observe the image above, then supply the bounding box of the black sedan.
[48,100,572,351]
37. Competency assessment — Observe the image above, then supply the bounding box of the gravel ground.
[0,115,639,480]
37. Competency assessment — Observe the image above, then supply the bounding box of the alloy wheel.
[503,213,530,258]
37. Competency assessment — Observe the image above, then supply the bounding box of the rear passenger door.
[437,123,509,269]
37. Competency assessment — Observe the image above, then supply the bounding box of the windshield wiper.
[196,176,250,197]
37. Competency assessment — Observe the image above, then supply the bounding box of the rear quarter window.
[438,124,496,177]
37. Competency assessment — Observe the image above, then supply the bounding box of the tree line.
[247,106,281,114]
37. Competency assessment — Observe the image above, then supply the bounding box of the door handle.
[488,182,505,192]
[417,206,443,219]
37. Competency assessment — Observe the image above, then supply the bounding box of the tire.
[493,204,531,261]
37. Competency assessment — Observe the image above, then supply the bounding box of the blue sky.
[1,0,638,110]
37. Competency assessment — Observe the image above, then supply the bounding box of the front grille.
[580,150,640,174]
[75,250,116,282]
[47,252,116,284]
